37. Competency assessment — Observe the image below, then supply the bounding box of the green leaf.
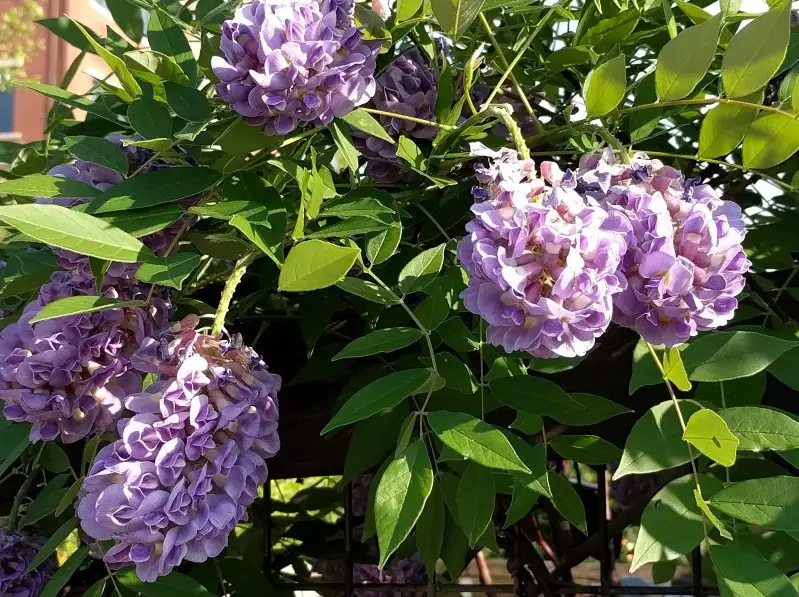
[86,167,221,214]
[40,443,70,473]
[228,174,286,262]
[456,462,495,545]
[416,483,445,570]
[321,369,431,433]
[743,112,799,169]
[16,81,126,124]
[0,204,149,263]
[656,14,721,100]
[0,174,101,198]
[720,407,799,451]
[375,440,434,567]
[709,476,799,532]
[579,10,640,50]
[336,277,399,305]
[664,347,692,392]
[30,296,142,324]
[397,0,423,20]
[437,317,479,352]
[98,204,184,238]
[69,18,141,100]
[555,393,632,426]
[343,405,408,483]
[64,136,128,175]
[39,545,89,597]
[505,478,540,528]
[0,251,59,299]
[117,569,216,597]
[366,225,402,265]
[136,252,202,290]
[123,49,189,85]
[164,81,212,122]
[696,375,766,408]
[320,192,394,220]
[395,412,418,457]
[307,216,391,239]
[427,410,530,473]
[55,476,83,516]
[329,121,360,173]
[694,488,732,539]
[398,244,445,294]
[105,0,145,43]
[710,541,797,597]
[333,328,423,360]
[550,435,621,465]
[698,101,759,159]
[510,412,544,435]
[37,17,101,53]
[630,338,664,394]
[490,375,584,421]
[682,331,798,381]
[722,1,791,97]
[0,427,29,478]
[614,400,702,478]
[83,579,106,597]
[683,408,739,467]
[26,517,78,573]
[441,509,470,579]
[547,472,587,533]
[279,240,360,292]
[430,0,486,40]
[148,9,198,85]
[340,109,395,144]
[631,474,723,572]
[584,53,627,117]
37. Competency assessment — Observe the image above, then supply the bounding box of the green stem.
[641,150,794,192]
[484,0,571,107]
[6,468,38,531]
[361,107,455,131]
[488,105,531,160]
[211,251,260,335]
[644,341,702,489]
[618,97,789,118]
[478,13,543,135]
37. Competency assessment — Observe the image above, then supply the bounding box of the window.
[0,91,14,134]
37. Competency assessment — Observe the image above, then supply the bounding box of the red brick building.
[0,0,120,142]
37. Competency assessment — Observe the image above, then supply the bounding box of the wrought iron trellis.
[262,467,721,596]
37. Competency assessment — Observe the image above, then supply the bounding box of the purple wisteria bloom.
[575,151,750,346]
[0,530,55,597]
[354,51,438,183]
[38,138,194,283]
[212,0,381,135]
[457,144,628,359]
[0,270,170,443]
[77,315,281,582]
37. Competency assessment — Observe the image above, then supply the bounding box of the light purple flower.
[212,0,381,135]
[576,150,750,346]
[354,52,437,183]
[77,315,281,582]
[0,270,171,443]
[457,144,628,359]
[0,530,56,597]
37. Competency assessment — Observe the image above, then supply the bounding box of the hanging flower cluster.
[459,146,750,356]
[77,315,281,581]
[458,144,629,358]
[213,0,381,135]
[0,530,55,597]
[0,269,170,443]
[353,52,438,183]
[575,151,750,346]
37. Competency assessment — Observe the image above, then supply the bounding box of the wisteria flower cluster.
[0,530,55,597]
[459,146,750,356]
[0,269,170,443]
[213,0,381,135]
[77,315,281,581]
[575,151,750,346]
[353,52,438,183]
[458,144,629,358]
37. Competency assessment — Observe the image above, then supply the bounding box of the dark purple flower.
[77,316,281,582]
[458,144,628,359]
[212,0,381,135]
[354,52,438,184]
[0,270,171,443]
[576,151,750,346]
[0,530,56,597]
